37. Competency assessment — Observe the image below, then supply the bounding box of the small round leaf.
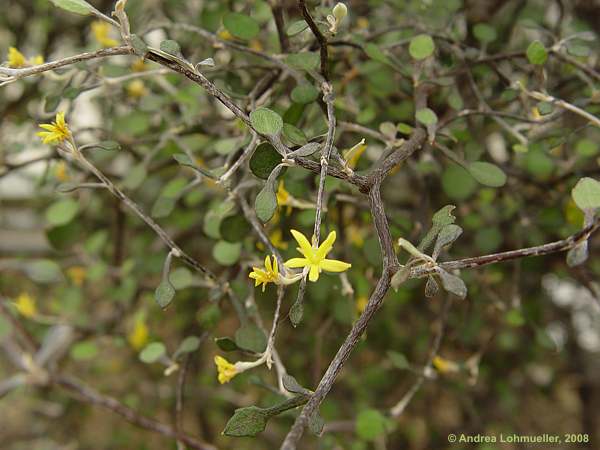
[250,108,283,136]
[467,161,507,187]
[223,13,259,40]
[526,40,548,65]
[415,108,438,126]
[408,34,435,60]
[572,177,600,210]
[155,281,175,309]
[46,199,79,226]
[249,143,282,179]
[139,342,166,363]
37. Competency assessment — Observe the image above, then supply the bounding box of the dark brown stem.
[269,0,290,52]
[280,183,399,449]
[298,0,329,81]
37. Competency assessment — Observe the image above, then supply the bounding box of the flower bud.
[332,2,348,21]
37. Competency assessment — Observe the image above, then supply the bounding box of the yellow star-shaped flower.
[7,47,26,68]
[128,319,149,351]
[37,112,72,145]
[13,292,37,318]
[91,21,119,47]
[284,229,351,282]
[249,255,279,292]
[214,355,238,384]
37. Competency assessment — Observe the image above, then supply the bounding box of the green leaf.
[45,95,61,112]
[576,138,598,157]
[212,240,242,266]
[174,336,200,359]
[365,43,391,64]
[526,40,548,65]
[46,199,79,226]
[223,406,269,437]
[433,224,463,256]
[220,215,251,242]
[70,341,98,360]
[387,351,410,370]
[223,12,259,40]
[408,34,435,60]
[151,197,176,218]
[289,297,304,326]
[397,123,413,135]
[441,164,477,200]
[512,143,528,153]
[572,177,600,210]
[123,164,147,190]
[566,242,588,267]
[249,143,282,179]
[159,39,182,57]
[255,183,278,223]
[94,140,121,151]
[432,205,457,227]
[415,108,438,126]
[169,267,193,290]
[290,142,320,157]
[467,161,507,187]
[214,137,240,155]
[282,374,311,395]
[291,83,319,104]
[283,123,308,146]
[566,43,590,57]
[285,52,319,71]
[49,0,95,15]
[130,34,148,56]
[155,281,175,309]
[215,337,240,352]
[287,20,308,36]
[473,23,497,43]
[438,269,467,299]
[235,324,267,353]
[356,409,387,440]
[26,259,62,283]
[537,101,553,116]
[173,153,194,166]
[250,108,284,136]
[139,342,166,363]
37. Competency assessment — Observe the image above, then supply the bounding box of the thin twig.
[69,147,217,281]
[0,46,133,80]
[54,375,216,450]
[298,0,329,81]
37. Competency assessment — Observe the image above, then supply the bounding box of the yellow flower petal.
[316,230,337,260]
[308,264,320,282]
[128,319,149,350]
[8,47,26,68]
[14,293,37,318]
[320,258,351,273]
[37,112,71,145]
[91,21,119,48]
[290,229,313,257]
[214,355,238,384]
[30,55,44,65]
[284,257,309,268]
